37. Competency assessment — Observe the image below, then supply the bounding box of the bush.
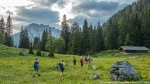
[36,50,41,56]
[48,52,54,57]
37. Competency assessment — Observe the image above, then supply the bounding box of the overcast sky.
[0,0,137,34]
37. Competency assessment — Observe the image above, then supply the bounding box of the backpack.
[73,58,76,63]
[59,62,64,69]
[80,58,83,63]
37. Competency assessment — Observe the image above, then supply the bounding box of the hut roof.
[119,46,149,51]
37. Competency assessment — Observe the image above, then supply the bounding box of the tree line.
[60,0,150,55]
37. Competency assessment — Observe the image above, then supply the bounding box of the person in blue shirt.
[59,60,65,77]
[33,58,40,77]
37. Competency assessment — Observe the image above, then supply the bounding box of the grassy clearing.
[0,44,150,84]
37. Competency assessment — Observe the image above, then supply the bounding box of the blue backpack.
[59,62,64,69]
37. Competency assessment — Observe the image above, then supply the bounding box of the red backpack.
[80,58,83,63]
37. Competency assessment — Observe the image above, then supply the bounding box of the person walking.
[33,58,40,77]
[80,56,84,69]
[59,60,65,77]
[73,57,76,69]
[84,56,88,64]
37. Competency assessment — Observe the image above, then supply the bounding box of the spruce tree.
[95,22,104,52]
[41,30,48,51]
[29,42,34,54]
[141,8,150,47]
[60,14,70,54]
[4,15,14,47]
[33,37,40,49]
[18,26,29,48]
[88,23,94,53]
[81,19,90,54]
[68,22,82,55]
[105,19,118,49]
[0,31,5,44]
[124,33,132,46]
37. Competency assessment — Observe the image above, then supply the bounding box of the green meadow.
[0,44,150,84]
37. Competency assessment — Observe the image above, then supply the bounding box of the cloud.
[0,6,5,10]
[14,6,59,27]
[68,13,109,27]
[6,10,14,15]
[72,1,119,13]
[69,1,121,26]
[29,0,57,7]
[30,0,68,8]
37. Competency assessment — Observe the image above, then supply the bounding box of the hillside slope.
[0,44,20,57]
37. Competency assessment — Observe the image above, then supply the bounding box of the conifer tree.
[29,41,34,54]
[68,22,82,55]
[141,8,150,47]
[41,30,48,51]
[18,26,29,48]
[60,14,70,54]
[88,23,94,53]
[33,37,40,49]
[4,15,14,47]
[0,31,5,44]
[105,19,118,49]
[95,22,104,52]
[0,17,5,34]
[81,19,90,54]
[124,33,132,46]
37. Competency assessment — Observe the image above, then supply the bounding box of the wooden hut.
[119,46,149,54]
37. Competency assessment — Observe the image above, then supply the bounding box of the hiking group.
[32,55,92,77]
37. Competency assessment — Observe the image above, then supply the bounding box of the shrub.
[48,52,54,57]
[36,50,41,56]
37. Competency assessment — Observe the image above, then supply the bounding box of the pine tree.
[88,23,94,53]
[41,30,48,51]
[18,26,29,48]
[4,15,14,47]
[141,8,150,47]
[128,13,141,46]
[68,22,82,55]
[0,17,5,44]
[95,22,104,52]
[60,14,70,54]
[105,19,118,49]
[0,31,5,44]
[0,17,5,34]
[81,19,90,54]
[29,42,34,54]
[124,33,132,46]
[33,37,40,49]
[117,14,129,47]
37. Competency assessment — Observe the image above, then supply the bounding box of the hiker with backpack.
[33,58,40,77]
[80,56,84,69]
[59,60,65,77]
[73,57,76,69]
[87,55,92,66]
[85,56,88,64]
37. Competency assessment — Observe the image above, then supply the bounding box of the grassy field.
[0,44,150,84]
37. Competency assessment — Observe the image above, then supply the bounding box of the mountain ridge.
[13,23,60,47]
